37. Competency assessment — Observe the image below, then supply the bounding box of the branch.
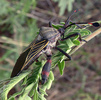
[70,28,101,55]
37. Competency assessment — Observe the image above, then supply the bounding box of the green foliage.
[52,23,91,75]
[1,71,31,100]
[58,60,65,75]
[0,19,94,100]
[72,89,101,100]
[53,0,75,15]
[0,0,9,15]
[0,0,99,100]
[0,0,38,80]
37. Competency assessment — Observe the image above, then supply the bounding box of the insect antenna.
[63,9,100,29]
[63,9,79,29]
[75,22,100,28]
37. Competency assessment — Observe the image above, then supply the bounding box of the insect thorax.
[39,27,60,40]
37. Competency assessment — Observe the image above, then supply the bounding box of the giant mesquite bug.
[11,10,100,85]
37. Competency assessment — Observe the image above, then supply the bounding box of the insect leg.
[54,47,71,61]
[49,21,52,27]
[41,55,52,84]
[61,33,87,42]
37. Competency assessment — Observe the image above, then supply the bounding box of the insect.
[11,10,100,84]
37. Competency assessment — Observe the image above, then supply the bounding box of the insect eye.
[58,28,65,35]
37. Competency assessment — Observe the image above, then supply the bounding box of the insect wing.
[11,48,31,77]
[21,39,49,70]
[11,39,49,78]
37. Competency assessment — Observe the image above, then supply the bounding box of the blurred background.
[0,0,101,100]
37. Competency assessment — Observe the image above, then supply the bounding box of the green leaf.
[73,40,80,45]
[0,0,10,15]
[57,44,69,49]
[8,89,24,100]
[22,1,32,13]
[39,88,48,96]
[46,79,52,90]
[24,96,32,100]
[66,39,74,48]
[65,30,80,39]
[21,76,28,86]
[58,0,67,16]
[60,22,65,25]
[80,29,91,36]
[19,83,35,99]
[52,24,63,29]
[27,63,43,85]
[33,90,38,100]
[70,24,77,30]
[29,83,37,97]
[53,0,75,15]
[58,60,65,75]
[52,57,60,68]
[38,93,46,100]
[53,52,64,58]
[49,71,54,81]
[68,0,74,12]
[41,73,54,92]
[1,71,31,100]
[9,98,15,100]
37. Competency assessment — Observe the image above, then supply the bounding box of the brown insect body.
[11,10,100,85]
[11,26,60,78]
[39,27,61,55]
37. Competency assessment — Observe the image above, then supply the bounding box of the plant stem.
[70,28,101,55]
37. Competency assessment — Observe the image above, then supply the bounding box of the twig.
[26,13,49,24]
[17,8,66,24]
[5,58,15,66]
[53,88,78,100]
[0,36,28,47]
[0,44,14,51]
[35,7,66,20]
[0,67,11,72]
[46,0,56,13]
[70,28,101,55]
[48,90,59,100]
